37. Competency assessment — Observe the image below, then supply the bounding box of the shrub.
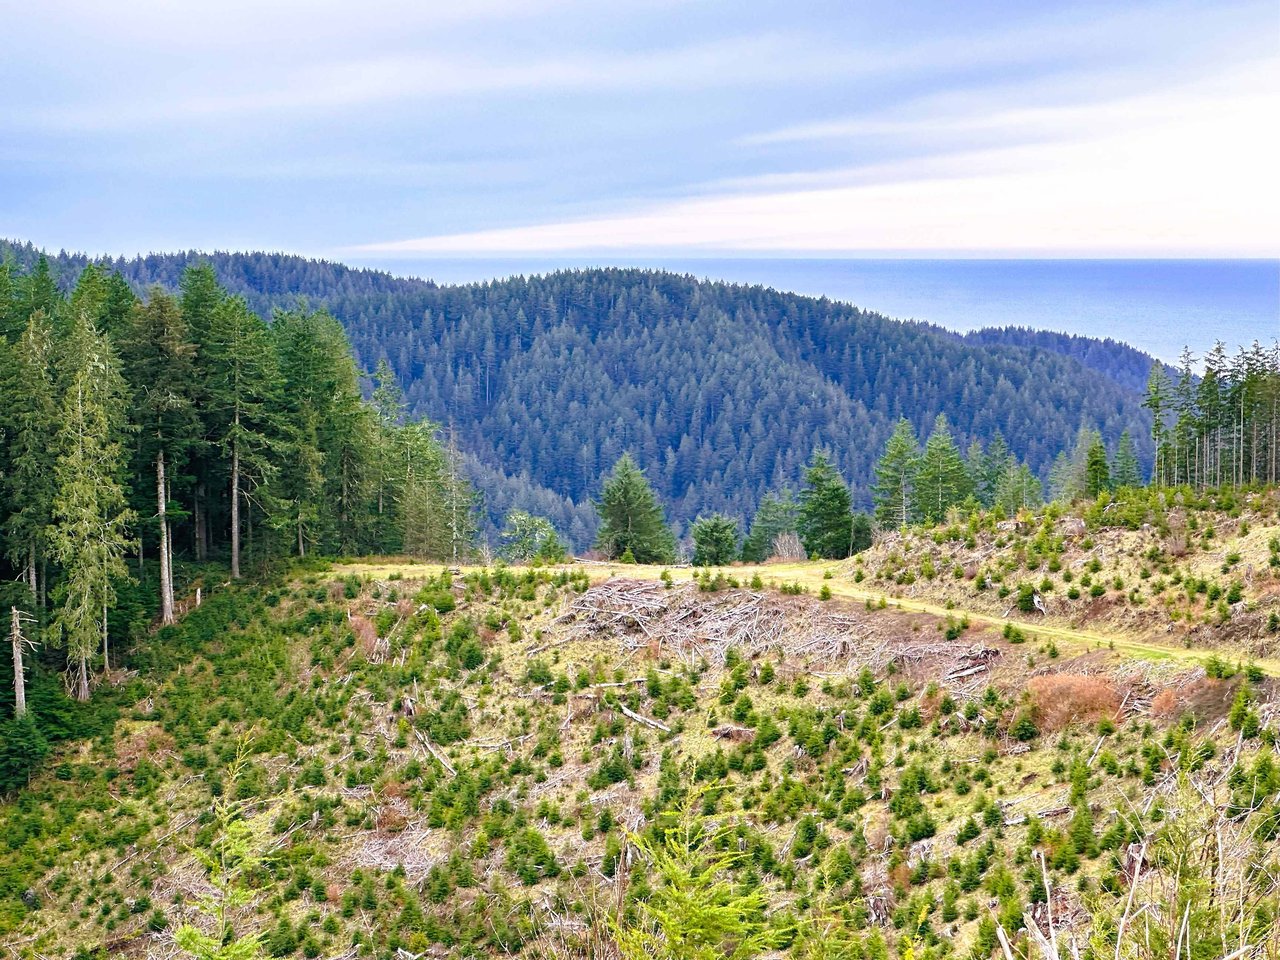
[1010,713,1039,741]
[1026,674,1120,732]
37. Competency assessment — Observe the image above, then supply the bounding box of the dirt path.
[339,558,1279,676]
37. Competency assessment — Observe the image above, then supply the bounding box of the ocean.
[351,257,1279,366]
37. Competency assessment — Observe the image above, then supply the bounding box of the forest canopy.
[1,241,1161,544]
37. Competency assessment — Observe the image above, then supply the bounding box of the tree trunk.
[102,600,110,672]
[230,436,241,579]
[27,546,36,604]
[158,450,175,625]
[11,608,27,720]
[75,654,89,702]
[194,481,207,561]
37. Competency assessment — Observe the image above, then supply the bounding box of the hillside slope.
[2,551,1278,959]
[851,486,1280,661]
[2,242,1156,541]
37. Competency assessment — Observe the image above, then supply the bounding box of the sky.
[1,0,1278,260]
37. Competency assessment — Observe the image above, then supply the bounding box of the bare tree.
[10,607,37,719]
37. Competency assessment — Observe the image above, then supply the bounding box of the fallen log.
[619,703,670,732]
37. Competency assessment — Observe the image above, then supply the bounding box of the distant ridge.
[962,326,1176,394]
[2,240,1157,541]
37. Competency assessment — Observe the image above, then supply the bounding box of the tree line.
[1145,341,1280,488]
[0,256,477,703]
[585,408,1180,568]
[591,450,872,565]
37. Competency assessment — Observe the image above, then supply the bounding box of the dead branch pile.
[349,825,443,878]
[551,580,1001,681]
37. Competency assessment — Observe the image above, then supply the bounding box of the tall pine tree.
[872,418,919,529]
[595,454,676,563]
[913,414,971,523]
[120,291,200,624]
[49,313,134,699]
[1112,431,1142,488]
[204,296,279,578]
[2,311,59,604]
[798,449,855,559]
[740,489,799,562]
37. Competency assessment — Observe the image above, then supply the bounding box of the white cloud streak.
[353,62,1280,257]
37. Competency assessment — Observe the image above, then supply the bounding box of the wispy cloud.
[16,33,817,132]
[353,61,1280,257]
[3,0,1276,256]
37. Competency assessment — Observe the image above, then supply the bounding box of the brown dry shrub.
[1026,673,1121,732]
[328,581,346,602]
[889,863,912,890]
[376,806,408,833]
[1150,688,1182,720]
[350,614,378,656]
[919,687,943,722]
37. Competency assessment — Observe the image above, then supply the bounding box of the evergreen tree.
[798,450,854,559]
[1084,436,1111,498]
[0,713,48,793]
[203,297,279,578]
[1112,430,1142,488]
[872,418,919,529]
[271,307,373,555]
[595,454,676,563]
[739,489,799,562]
[691,514,740,566]
[400,422,452,559]
[120,291,200,623]
[913,414,971,523]
[69,264,110,329]
[99,271,137,340]
[439,427,480,563]
[1172,349,1198,485]
[369,358,406,545]
[0,259,19,339]
[978,431,1013,507]
[1143,363,1172,485]
[179,264,226,561]
[16,256,59,327]
[2,311,59,604]
[992,463,1042,515]
[49,313,134,699]
[499,511,566,563]
[1050,426,1100,502]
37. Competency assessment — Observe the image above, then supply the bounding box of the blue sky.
[2,0,1277,259]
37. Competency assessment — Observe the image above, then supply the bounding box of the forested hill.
[962,326,1176,394]
[1,240,1155,540]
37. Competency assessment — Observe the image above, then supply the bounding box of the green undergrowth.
[1,561,1277,959]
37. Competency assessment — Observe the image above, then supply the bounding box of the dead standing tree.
[11,606,38,719]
